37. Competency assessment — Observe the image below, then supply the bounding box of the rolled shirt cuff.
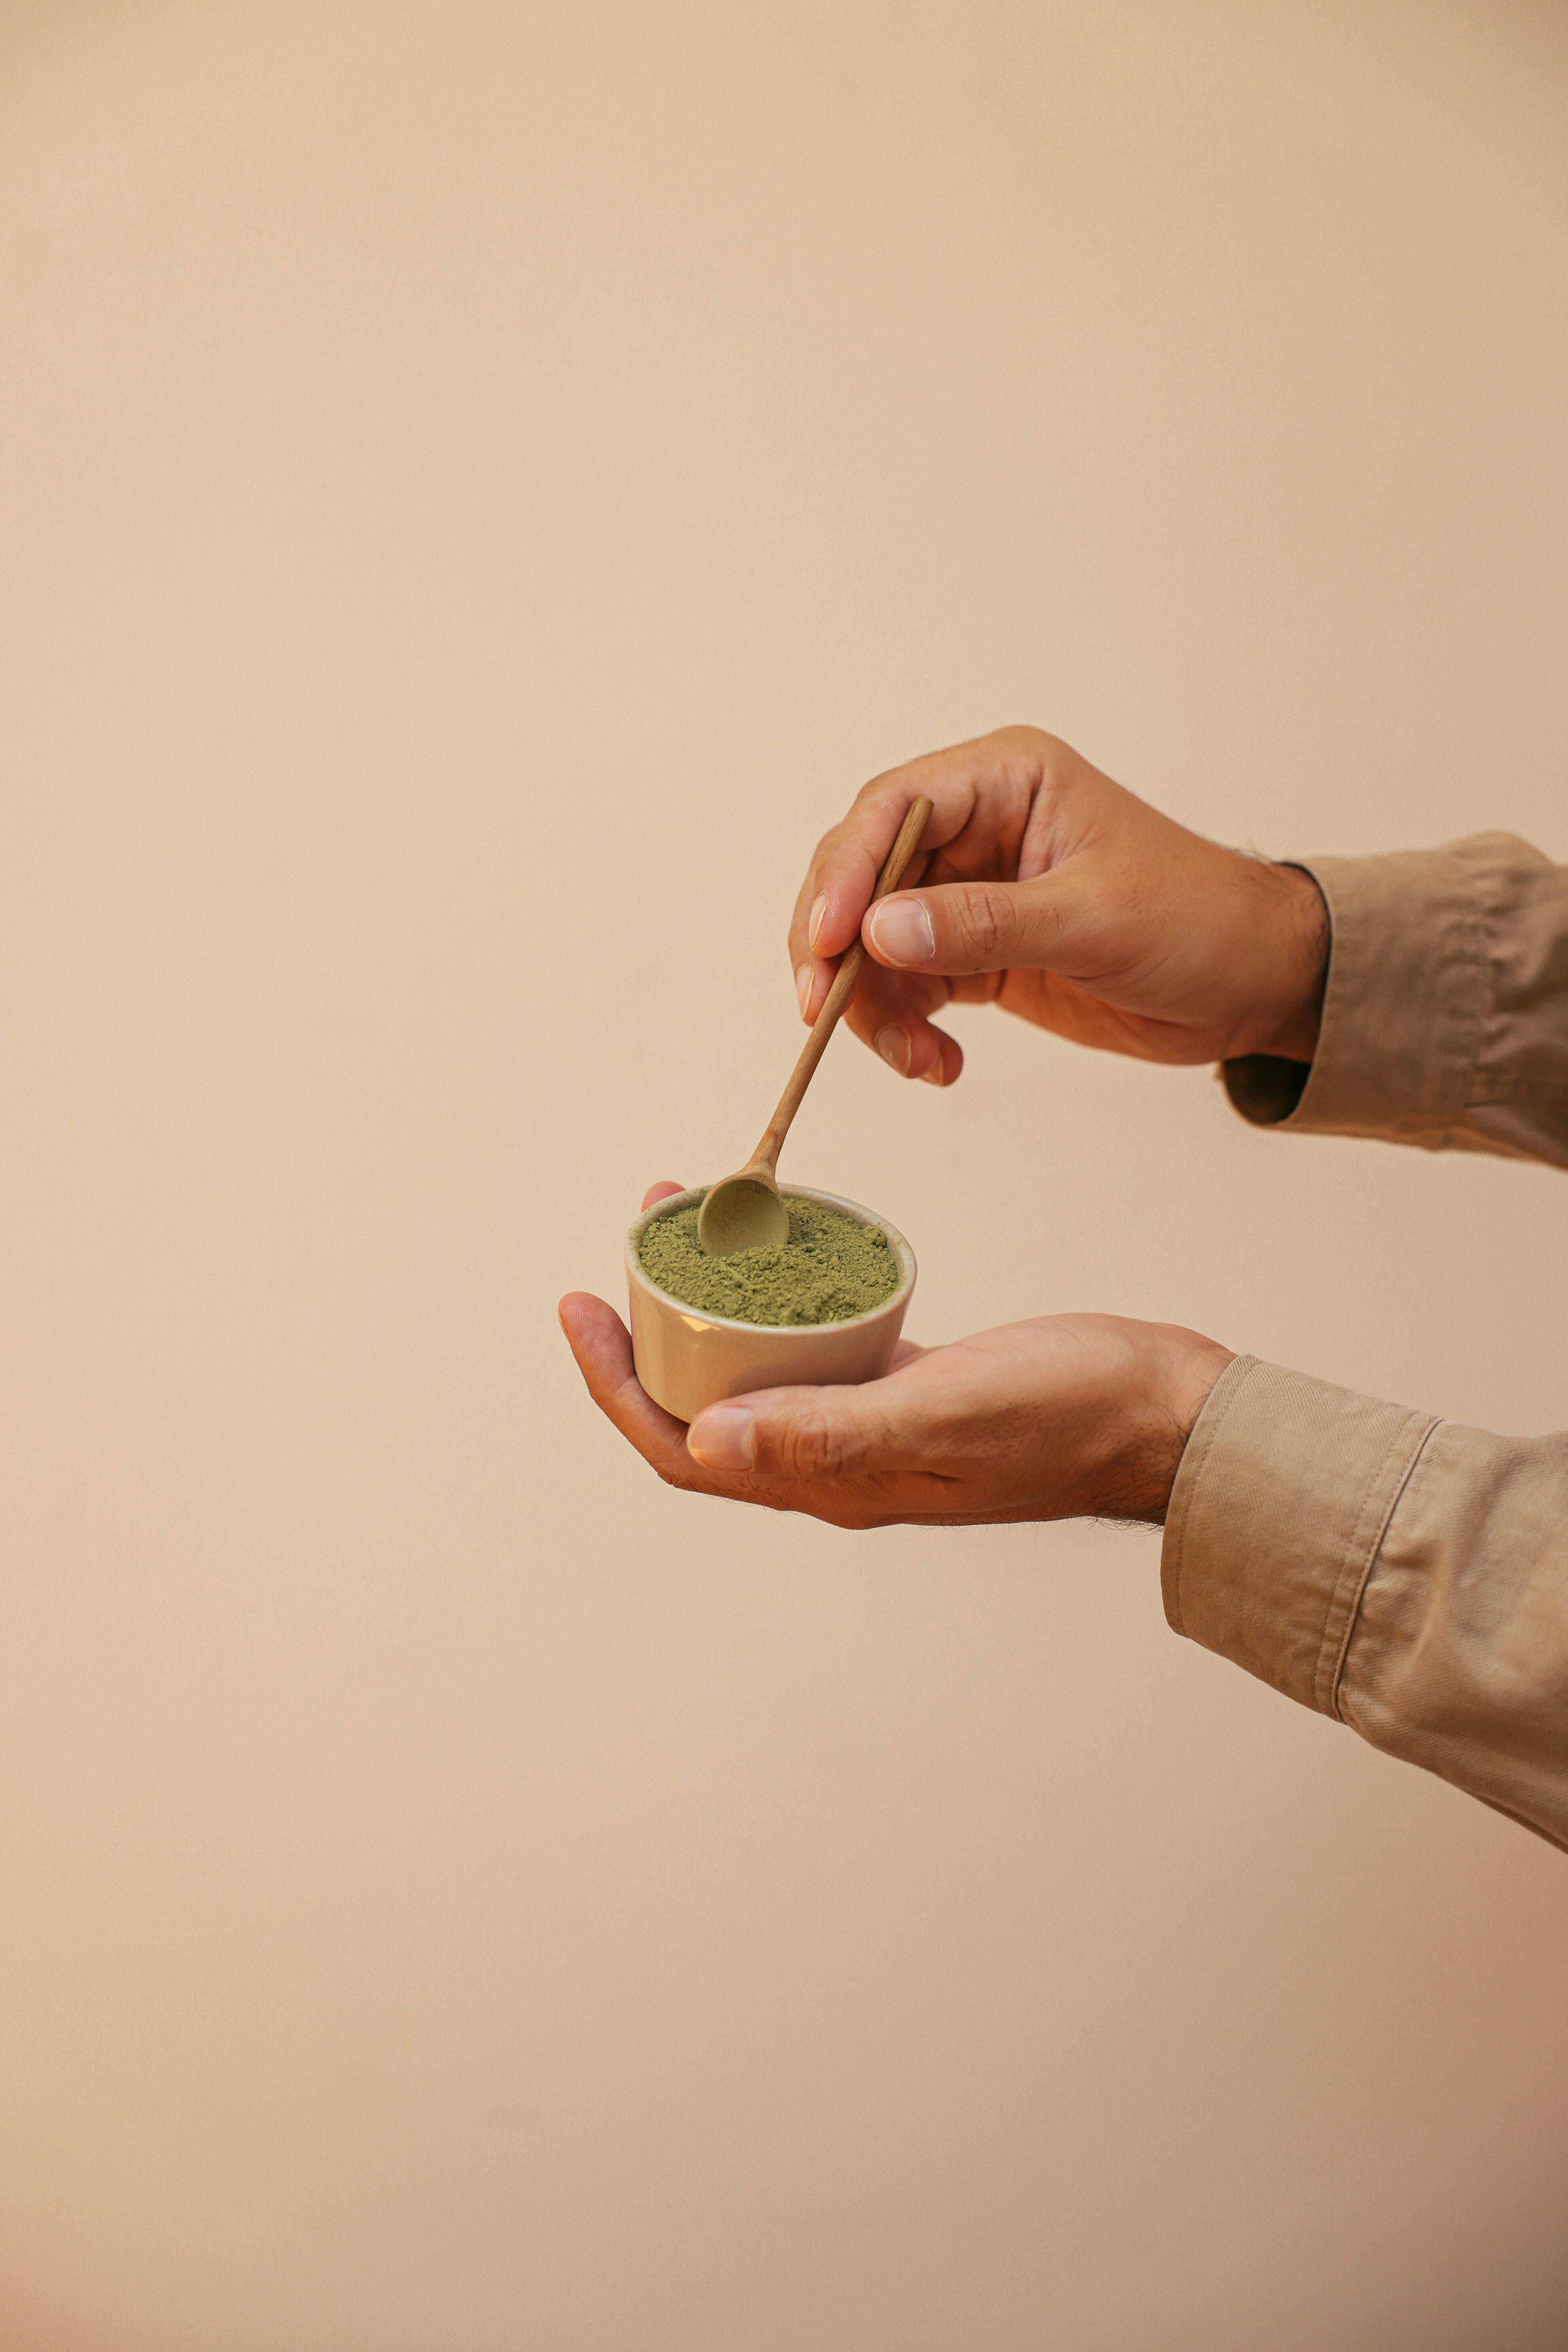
[1221,846,1485,1143]
[1162,1355,1438,1719]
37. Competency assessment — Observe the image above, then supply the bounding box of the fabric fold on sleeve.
[1221,833,1568,1168]
[1164,1357,1568,1854]
[1162,1356,1437,1717]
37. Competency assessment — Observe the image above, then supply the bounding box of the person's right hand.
[790,726,1329,1087]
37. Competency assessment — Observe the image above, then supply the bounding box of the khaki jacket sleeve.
[1163,1360,1568,1852]
[1222,832,1568,1166]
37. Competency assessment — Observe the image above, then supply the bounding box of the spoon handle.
[750,794,934,1172]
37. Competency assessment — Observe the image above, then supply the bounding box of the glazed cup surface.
[626,1185,917,1424]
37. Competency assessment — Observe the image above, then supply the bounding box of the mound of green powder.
[639,1197,901,1326]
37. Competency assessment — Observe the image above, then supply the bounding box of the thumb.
[862,873,1085,976]
[687,1379,905,1479]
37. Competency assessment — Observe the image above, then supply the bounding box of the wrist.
[1243,862,1329,1063]
[1116,1326,1234,1523]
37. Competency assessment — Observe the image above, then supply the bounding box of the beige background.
[3,4,1568,2347]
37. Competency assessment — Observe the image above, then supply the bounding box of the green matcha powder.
[639,1198,900,1327]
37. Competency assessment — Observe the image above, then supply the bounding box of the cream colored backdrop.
[3,4,1567,2348]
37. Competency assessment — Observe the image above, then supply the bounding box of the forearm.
[1165,1358,1568,1853]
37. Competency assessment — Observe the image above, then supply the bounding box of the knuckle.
[773,1408,854,1479]
[949,888,1016,964]
[994,722,1061,771]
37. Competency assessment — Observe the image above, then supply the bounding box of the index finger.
[787,729,1042,972]
[787,758,952,970]
[559,1291,779,1506]
[558,1292,694,1477]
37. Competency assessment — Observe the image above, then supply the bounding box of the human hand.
[559,1185,1234,1532]
[790,726,1328,1085]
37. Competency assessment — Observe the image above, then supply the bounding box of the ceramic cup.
[626,1183,917,1424]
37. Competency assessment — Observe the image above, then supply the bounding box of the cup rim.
[625,1182,916,1336]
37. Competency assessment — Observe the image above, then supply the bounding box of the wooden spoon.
[697,795,934,1257]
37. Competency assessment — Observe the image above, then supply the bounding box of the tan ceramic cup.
[626,1184,917,1424]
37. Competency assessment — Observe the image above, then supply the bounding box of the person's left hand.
[559,1185,1233,1532]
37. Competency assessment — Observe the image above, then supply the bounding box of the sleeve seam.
[1437,852,1490,1150]
[1321,1414,1442,1722]
[1461,1080,1568,1107]
[1163,1355,1261,1640]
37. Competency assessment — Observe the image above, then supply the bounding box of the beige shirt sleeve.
[1162,833,1568,1851]
[1222,831,1568,1163]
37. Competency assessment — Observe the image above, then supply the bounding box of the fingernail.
[795,963,815,1019]
[867,897,934,965]
[688,1405,755,1470]
[876,1025,912,1076]
[922,1058,946,1086]
[807,895,829,952]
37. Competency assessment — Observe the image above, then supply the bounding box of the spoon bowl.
[696,1170,790,1256]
